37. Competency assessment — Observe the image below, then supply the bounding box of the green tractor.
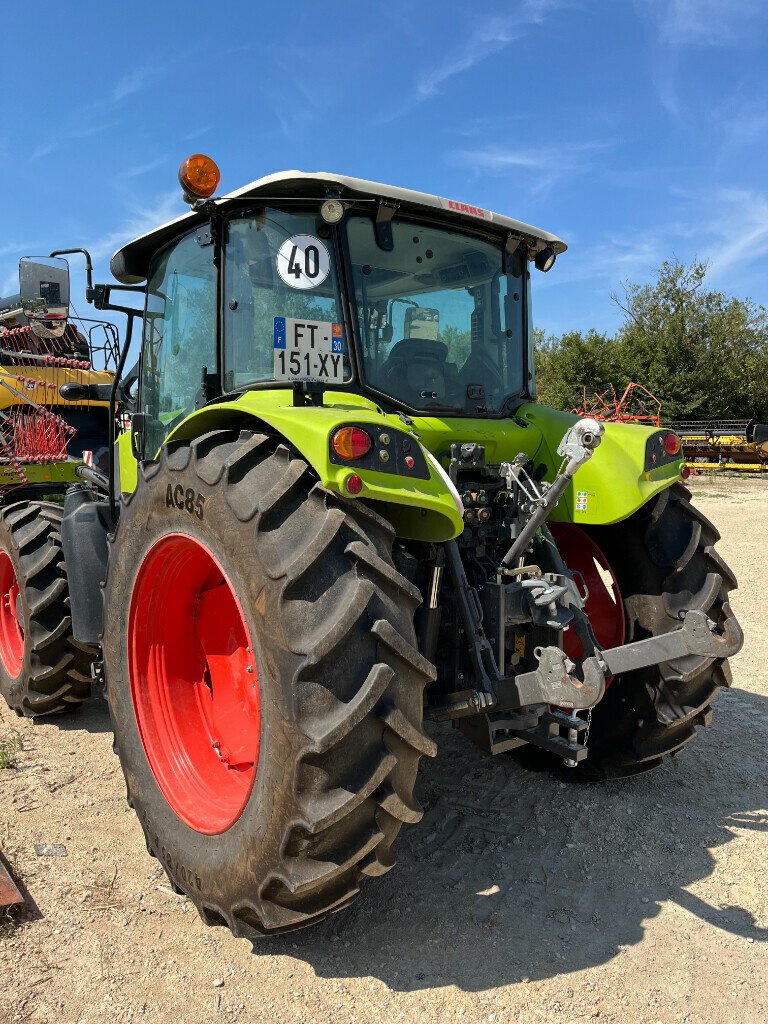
[1,156,742,937]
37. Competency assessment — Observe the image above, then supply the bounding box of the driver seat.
[378,338,456,405]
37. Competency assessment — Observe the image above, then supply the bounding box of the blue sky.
[2,0,767,343]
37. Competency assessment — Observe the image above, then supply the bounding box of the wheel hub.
[128,533,260,834]
[549,523,625,680]
[0,551,23,677]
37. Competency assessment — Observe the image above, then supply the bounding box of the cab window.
[140,231,217,455]
[223,208,347,392]
[346,215,525,415]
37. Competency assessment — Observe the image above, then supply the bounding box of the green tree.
[613,259,768,420]
[534,328,623,411]
[534,259,768,421]
[439,324,472,367]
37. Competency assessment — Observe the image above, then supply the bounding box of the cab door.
[137,229,217,457]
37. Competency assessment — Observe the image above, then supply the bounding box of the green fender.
[515,403,683,525]
[118,389,465,541]
[116,390,682,541]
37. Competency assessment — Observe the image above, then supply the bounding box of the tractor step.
[458,707,589,761]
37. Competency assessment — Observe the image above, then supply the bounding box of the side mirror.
[18,256,70,339]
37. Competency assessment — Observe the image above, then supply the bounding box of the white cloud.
[536,231,670,295]
[117,157,169,180]
[182,125,212,141]
[0,243,38,302]
[716,99,768,155]
[87,191,184,262]
[647,0,764,47]
[0,242,29,258]
[700,187,768,277]
[416,0,563,101]
[455,141,606,172]
[450,140,609,200]
[456,147,556,172]
[0,268,20,297]
[31,122,116,161]
[537,185,768,308]
[113,66,160,102]
[640,1,767,117]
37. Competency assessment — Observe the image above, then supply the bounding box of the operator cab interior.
[347,214,526,416]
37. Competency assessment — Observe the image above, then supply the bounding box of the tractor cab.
[110,166,566,457]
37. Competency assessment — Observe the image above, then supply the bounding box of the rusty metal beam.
[0,857,23,908]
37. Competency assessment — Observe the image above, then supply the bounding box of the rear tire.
[103,430,436,936]
[0,501,94,716]
[570,483,739,778]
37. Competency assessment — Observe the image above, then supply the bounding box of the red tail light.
[663,432,681,456]
[332,426,372,461]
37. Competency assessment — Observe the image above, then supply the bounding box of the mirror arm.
[50,248,94,303]
[65,281,146,523]
[92,282,146,315]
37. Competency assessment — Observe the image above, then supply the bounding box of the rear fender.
[120,389,465,542]
[518,404,684,525]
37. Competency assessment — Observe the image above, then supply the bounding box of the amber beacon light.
[178,154,221,202]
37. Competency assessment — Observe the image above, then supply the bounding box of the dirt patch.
[1,478,766,1024]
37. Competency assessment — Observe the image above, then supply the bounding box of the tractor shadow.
[46,684,113,735]
[265,686,768,992]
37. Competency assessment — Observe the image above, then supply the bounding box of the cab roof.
[110,169,567,284]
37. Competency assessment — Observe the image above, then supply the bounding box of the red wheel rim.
[0,551,23,677]
[549,523,625,685]
[128,533,261,835]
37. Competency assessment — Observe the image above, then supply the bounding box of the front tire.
[0,501,94,716]
[103,430,436,936]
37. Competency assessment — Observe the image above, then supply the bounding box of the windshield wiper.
[500,394,525,416]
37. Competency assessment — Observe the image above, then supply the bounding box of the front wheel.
[103,430,436,936]
[0,501,94,716]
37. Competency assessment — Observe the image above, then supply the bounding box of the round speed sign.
[276,234,331,291]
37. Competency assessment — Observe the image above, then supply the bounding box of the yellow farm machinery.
[0,255,118,495]
[671,419,768,473]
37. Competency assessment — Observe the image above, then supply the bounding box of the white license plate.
[273,317,345,383]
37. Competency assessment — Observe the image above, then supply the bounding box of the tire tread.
[105,432,436,937]
[0,501,94,717]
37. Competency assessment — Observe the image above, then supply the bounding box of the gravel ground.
[1,476,766,1024]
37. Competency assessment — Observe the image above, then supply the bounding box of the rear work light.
[331,426,373,461]
[663,431,681,457]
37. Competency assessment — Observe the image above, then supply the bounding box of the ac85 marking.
[165,484,205,520]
